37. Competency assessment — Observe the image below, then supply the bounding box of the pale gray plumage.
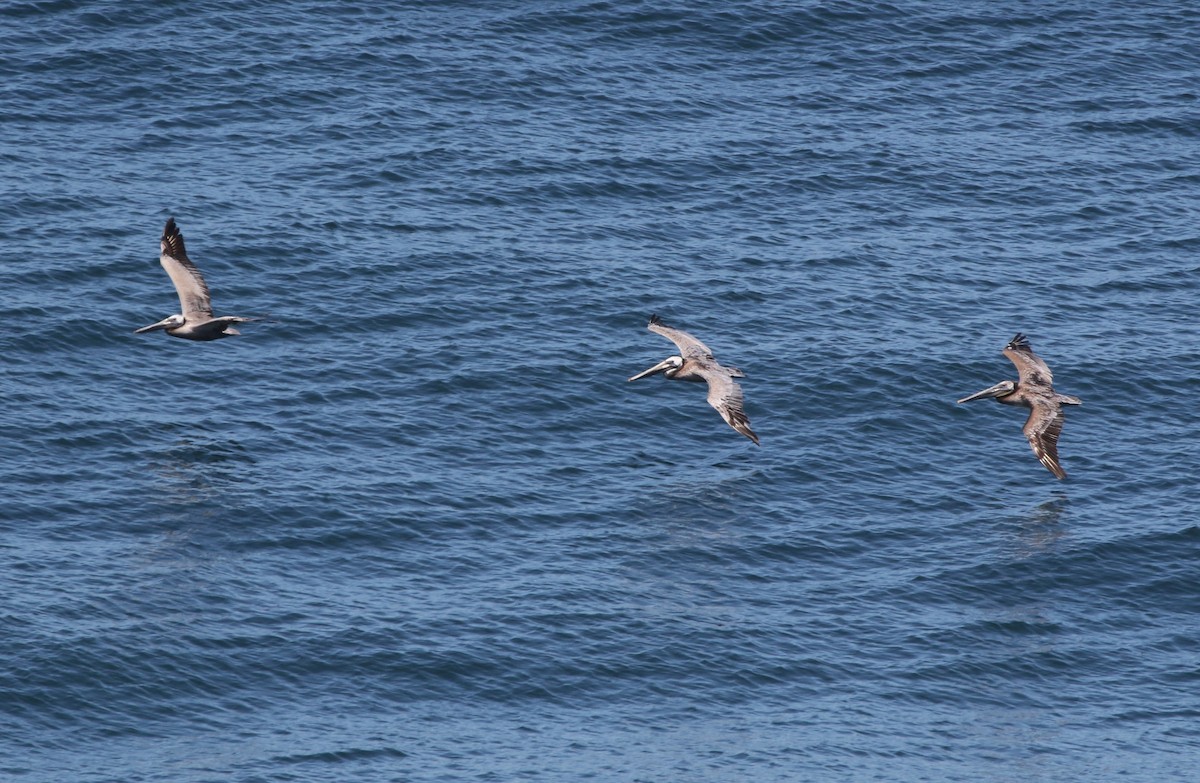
[957,333,1081,479]
[629,315,759,445]
[135,217,256,341]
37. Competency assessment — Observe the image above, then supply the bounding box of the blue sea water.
[2,0,1200,780]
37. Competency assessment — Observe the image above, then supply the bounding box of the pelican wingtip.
[1006,332,1030,351]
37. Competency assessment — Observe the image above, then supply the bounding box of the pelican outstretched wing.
[1003,333,1054,389]
[160,218,214,320]
[647,314,714,360]
[698,365,760,445]
[1023,401,1067,479]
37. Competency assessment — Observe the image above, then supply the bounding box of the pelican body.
[957,333,1081,479]
[628,315,760,445]
[135,217,256,341]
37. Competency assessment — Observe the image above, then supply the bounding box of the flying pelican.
[135,217,256,341]
[957,333,1082,479]
[628,314,760,445]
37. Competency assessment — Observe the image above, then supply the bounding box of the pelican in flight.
[957,333,1082,479]
[628,315,760,445]
[135,217,256,341]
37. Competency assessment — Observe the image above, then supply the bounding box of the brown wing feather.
[1003,333,1054,389]
[160,218,215,320]
[647,314,714,360]
[1023,401,1067,479]
[701,366,760,445]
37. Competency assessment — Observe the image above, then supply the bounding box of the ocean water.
[2,1,1199,781]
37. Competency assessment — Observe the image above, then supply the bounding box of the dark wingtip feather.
[1006,332,1030,351]
[739,419,761,446]
[161,217,187,257]
[648,314,662,326]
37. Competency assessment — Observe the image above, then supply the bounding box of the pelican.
[135,217,256,341]
[957,333,1082,479]
[628,314,760,445]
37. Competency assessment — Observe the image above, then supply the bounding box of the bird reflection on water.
[146,436,254,510]
[1011,494,1069,559]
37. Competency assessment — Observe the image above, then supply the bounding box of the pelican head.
[134,314,186,334]
[957,380,1017,404]
[628,355,684,381]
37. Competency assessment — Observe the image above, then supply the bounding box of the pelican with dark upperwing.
[628,315,760,445]
[957,333,1082,479]
[135,217,257,341]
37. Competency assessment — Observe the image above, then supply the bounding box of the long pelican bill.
[628,359,676,382]
[957,382,1011,404]
[134,317,174,334]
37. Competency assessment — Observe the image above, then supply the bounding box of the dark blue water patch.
[904,524,1200,614]
[273,745,409,765]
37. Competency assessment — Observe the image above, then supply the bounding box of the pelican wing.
[647,314,713,360]
[1023,401,1067,479]
[699,365,760,445]
[160,218,214,320]
[1003,333,1054,389]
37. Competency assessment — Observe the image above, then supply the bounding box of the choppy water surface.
[2,1,1199,781]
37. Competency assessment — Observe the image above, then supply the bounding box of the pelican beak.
[134,318,172,334]
[628,359,675,382]
[957,382,1009,404]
